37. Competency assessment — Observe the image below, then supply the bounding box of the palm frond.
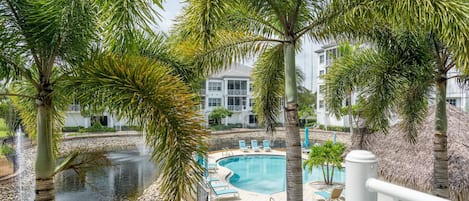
[72,54,208,201]
[97,0,163,54]
[252,44,284,133]
[174,30,272,76]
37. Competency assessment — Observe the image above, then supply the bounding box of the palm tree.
[1,1,207,200]
[72,54,207,201]
[303,140,345,185]
[324,28,468,199]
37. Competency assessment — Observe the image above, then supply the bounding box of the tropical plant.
[0,1,208,201]
[339,97,367,149]
[325,28,469,199]
[208,107,232,125]
[303,140,345,185]
[72,54,208,201]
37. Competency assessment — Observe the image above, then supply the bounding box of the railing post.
[345,150,378,201]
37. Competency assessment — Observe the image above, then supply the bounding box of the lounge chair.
[207,163,218,172]
[209,181,239,200]
[251,140,260,152]
[314,187,343,201]
[263,140,271,152]
[239,140,248,152]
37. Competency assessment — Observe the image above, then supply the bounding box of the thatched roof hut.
[365,104,469,201]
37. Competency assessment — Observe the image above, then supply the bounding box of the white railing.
[345,150,450,201]
[227,105,243,111]
[366,178,449,201]
[68,104,80,111]
[227,89,247,95]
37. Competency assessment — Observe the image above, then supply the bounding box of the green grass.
[0,118,9,138]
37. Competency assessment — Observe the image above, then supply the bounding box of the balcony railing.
[68,104,80,111]
[227,89,247,95]
[227,105,244,111]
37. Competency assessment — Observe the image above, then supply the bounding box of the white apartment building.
[314,43,469,128]
[64,63,284,128]
[315,43,354,128]
[64,104,126,129]
[200,63,284,127]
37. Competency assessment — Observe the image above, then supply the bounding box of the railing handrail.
[366,178,450,201]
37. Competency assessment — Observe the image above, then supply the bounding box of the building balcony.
[227,105,244,111]
[227,89,247,95]
[68,104,81,112]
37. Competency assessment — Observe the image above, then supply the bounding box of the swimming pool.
[218,155,345,194]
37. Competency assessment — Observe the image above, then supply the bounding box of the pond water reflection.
[55,150,158,201]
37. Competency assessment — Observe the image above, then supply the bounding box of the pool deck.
[207,149,343,201]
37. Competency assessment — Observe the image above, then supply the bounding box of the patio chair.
[314,187,343,201]
[239,140,248,152]
[209,181,239,200]
[263,140,271,152]
[207,163,218,173]
[251,140,260,152]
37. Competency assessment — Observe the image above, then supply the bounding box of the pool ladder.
[221,147,233,157]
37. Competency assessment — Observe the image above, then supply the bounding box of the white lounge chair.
[239,140,248,152]
[209,181,239,200]
[251,140,260,152]
[263,140,271,152]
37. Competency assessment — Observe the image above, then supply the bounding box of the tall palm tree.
[324,28,468,199]
[1,1,207,200]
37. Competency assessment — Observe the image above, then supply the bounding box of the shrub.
[78,126,116,133]
[0,145,14,156]
[62,126,83,132]
[317,124,350,132]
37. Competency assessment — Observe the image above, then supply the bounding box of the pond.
[55,150,158,201]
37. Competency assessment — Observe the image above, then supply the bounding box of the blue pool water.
[218,155,345,194]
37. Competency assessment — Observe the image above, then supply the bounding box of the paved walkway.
[206,149,343,201]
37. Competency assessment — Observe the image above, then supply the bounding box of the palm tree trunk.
[330,165,335,185]
[284,41,302,201]
[321,164,327,184]
[433,78,449,198]
[35,93,56,201]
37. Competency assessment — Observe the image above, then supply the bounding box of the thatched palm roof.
[365,104,469,201]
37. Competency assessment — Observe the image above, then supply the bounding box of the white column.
[345,150,378,201]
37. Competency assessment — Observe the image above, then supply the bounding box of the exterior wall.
[315,44,354,127]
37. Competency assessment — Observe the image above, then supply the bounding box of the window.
[446,98,457,106]
[208,98,222,107]
[319,70,324,76]
[227,80,248,95]
[319,100,324,108]
[200,98,205,109]
[249,115,257,124]
[319,85,325,94]
[326,48,338,65]
[319,55,325,64]
[208,82,222,91]
[228,97,246,111]
[249,99,255,107]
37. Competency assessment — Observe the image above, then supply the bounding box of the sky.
[157,1,322,91]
